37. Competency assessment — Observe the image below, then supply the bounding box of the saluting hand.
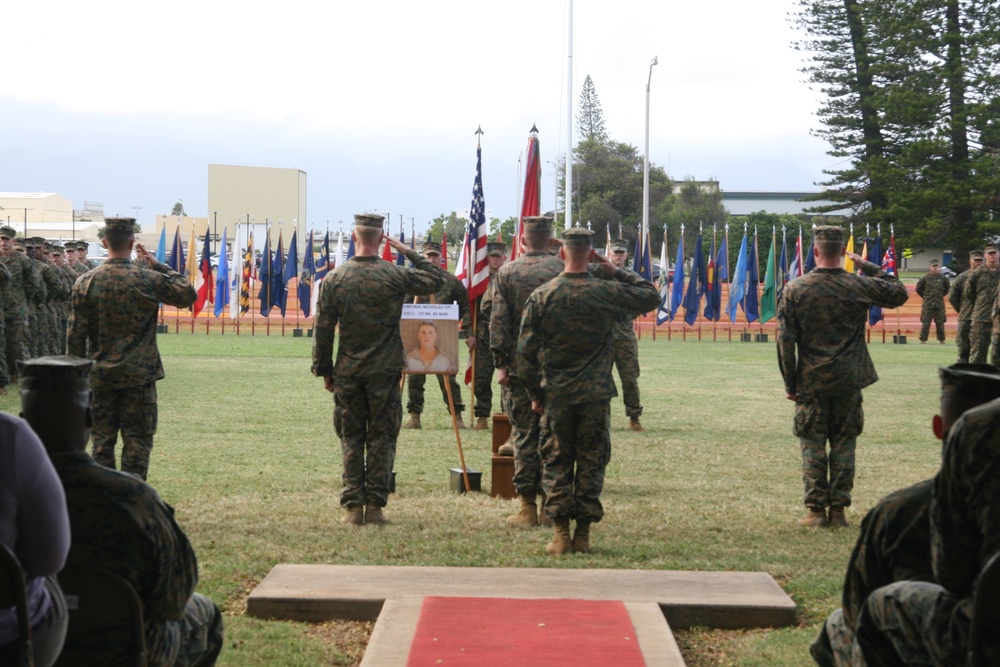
[383,234,410,254]
[590,250,618,275]
[134,243,156,267]
[846,252,865,265]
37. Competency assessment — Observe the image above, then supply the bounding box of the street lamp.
[643,55,658,245]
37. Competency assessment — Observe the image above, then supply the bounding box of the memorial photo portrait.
[400,303,460,375]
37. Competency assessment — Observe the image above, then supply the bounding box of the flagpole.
[664,226,671,341]
[565,0,573,230]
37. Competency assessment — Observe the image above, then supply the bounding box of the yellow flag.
[187,226,198,284]
[844,234,855,272]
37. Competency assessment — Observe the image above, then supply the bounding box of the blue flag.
[258,233,271,315]
[704,234,727,321]
[726,234,749,323]
[316,231,330,279]
[669,230,685,322]
[397,227,406,266]
[632,229,642,274]
[271,232,287,316]
[298,231,315,317]
[804,237,816,274]
[683,233,704,326]
[778,230,789,301]
[168,226,184,273]
[744,230,760,323]
[214,227,229,317]
[155,226,167,263]
[868,236,884,326]
[346,234,356,261]
[282,231,299,317]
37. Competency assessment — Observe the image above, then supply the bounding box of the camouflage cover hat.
[609,239,629,252]
[18,355,93,391]
[422,240,442,254]
[970,250,984,260]
[562,227,594,247]
[0,226,17,239]
[940,363,1000,401]
[522,216,553,232]
[985,243,998,253]
[353,213,384,228]
[929,259,940,266]
[487,241,507,256]
[813,226,845,243]
[104,217,137,232]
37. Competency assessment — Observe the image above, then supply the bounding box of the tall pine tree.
[576,74,609,143]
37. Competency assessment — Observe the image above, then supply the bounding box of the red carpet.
[406,596,646,667]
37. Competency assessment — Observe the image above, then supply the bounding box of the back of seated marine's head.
[18,356,94,456]
[935,363,1000,440]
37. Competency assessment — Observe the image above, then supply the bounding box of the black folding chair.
[54,563,146,667]
[0,542,34,667]
[968,550,1000,667]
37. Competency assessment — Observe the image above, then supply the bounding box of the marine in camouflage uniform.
[0,261,9,391]
[0,226,41,383]
[35,240,70,355]
[19,356,223,667]
[915,259,950,343]
[964,244,1000,364]
[312,214,443,525]
[518,227,660,555]
[810,363,1000,667]
[489,217,565,526]
[608,238,645,431]
[948,250,984,363]
[402,240,474,429]
[51,244,79,354]
[72,242,91,275]
[67,218,197,481]
[469,242,507,430]
[847,391,1000,666]
[777,226,909,528]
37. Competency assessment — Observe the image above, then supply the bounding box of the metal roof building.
[721,191,851,217]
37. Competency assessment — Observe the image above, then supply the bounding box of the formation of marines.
[0,226,95,394]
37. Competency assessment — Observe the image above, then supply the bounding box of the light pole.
[643,55,658,248]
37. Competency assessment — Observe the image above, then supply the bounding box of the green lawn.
[0,332,957,666]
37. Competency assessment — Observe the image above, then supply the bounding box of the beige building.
[207,164,307,246]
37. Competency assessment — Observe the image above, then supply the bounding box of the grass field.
[0,332,958,666]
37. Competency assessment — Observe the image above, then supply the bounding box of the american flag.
[456,144,490,302]
[881,239,896,276]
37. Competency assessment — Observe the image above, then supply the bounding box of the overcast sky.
[1,0,834,235]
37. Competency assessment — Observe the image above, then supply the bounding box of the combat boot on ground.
[340,506,364,526]
[472,416,489,430]
[365,503,388,525]
[403,413,421,429]
[454,413,468,429]
[507,494,538,527]
[497,437,514,456]
[546,518,572,555]
[572,520,592,554]
[629,417,644,432]
[798,507,829,528]
[537,491,553,527]
[828,507,849,528]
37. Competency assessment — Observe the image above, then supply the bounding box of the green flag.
[760,231,778,323]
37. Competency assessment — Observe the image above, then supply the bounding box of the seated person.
[811,363,1000,666]
[0,412,70,667]
[20,356,224,667]
[406,320,456,373]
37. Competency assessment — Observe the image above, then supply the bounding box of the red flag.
[192,227,214,318]
[440,231,448,270]
[512,129,541,261]
[381,237,394,262]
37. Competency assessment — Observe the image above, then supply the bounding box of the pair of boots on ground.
[402,413,469,429]
[509,493,591,555]
[341,503,387,526]
[799,506,849,528]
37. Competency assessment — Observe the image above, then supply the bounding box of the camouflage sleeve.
[46,266,68,300]
[943,277,951,296]
[311,277,339,378]
[34,267,47,303]
[0,261,9,284]
[856,258,910,307]
[776,292,798,396]
[964,271,978,311]
[611,268,662,315]
[67,277,91,358]
[454,279,472,333]
[948,276,963,313]
[146,497,199,621]
[915,275,926,298]
[23,261,40,303]
[146,261,197,308]
[403,249,446,296]
[480,281,493,319]
[489,275,513,369]
[517,295,543,402]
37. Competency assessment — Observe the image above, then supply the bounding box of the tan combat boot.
[572,520,592,554]
[545,518,572,555]
[497,437,514,456]
[828,507,849,528]
[537,491,553,527]
[402,413,421,429]
[340,506,364,526]
[798,508,829,528]
[507,494,538,527]
[454,413,468,430]
[472,416,489,431]
[629,417,645,432]
[365,503,388,525]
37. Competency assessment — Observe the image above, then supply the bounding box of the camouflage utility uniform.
[611,285,643,421]
[405,271,472,419]
[67,255,196,480]
[949,260,979,362]
[51,451,223,667]
[472,275,497,421]
[489,249,564,498]
[518,262,660,523]
[312,240,442,511]
[963,263,1000,364]
[0,236,41,381]
[915,270,950,343]
[777,255,908,514]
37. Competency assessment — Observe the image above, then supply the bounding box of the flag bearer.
[471,241,507,430]
[608,238,646,431]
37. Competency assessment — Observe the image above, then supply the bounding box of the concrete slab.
[247,564,797,630]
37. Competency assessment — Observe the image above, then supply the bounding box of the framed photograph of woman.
[400,303,460,375]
